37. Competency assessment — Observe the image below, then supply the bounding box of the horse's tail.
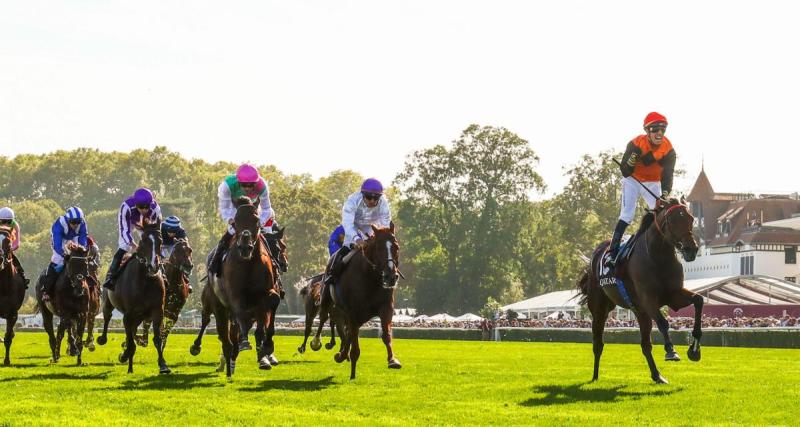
[295,273,325,297]
[576,268,591,306]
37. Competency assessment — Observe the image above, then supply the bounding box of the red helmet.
[643,112,668,127]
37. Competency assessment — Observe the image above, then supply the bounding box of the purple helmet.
[132,188,154,206]
[361,178,383,195]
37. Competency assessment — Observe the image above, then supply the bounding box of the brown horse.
[36,242,94,365]
[296,274,340,354]
[82,240,101,352]
[578,197,702,384]
[204,197,280,377]
[136,238,193,351]
[329,223,402,379]
[96,222,171,374]
[0,226,26,366]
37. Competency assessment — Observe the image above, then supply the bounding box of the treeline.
[1,125,631,315]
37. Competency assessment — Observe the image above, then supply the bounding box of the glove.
[661,190,670,199]
[626,153,638,167]
[53,263,65,273]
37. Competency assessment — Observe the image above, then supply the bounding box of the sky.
[2,1,799,198]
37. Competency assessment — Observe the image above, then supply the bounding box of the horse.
[82,240,101,352]
[36,242,94,365]
[0,226,27,366]
[329,223,402,379]
[577,197,702,384]
[136,238,193,351]
[96,221,171,374]
[296,274,340,354]
[202,197,280,377]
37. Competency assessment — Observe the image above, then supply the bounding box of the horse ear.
[389,221,395,233]
[680,195,687,205]
[276,226,285,238]
[371,224,379,234]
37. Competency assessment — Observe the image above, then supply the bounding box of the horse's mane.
[637,211,656,234]
[65,241,88,255]
[234,196,254,208]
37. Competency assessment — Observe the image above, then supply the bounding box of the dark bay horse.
[203,197,280,377]
[136,238,193,351]
[296,274,340,354]
[37,242,95,365]
[97,222,171,374]
[330,224,402,379]
[0,226,26,366]
[578,197,702,384]
[82,240,101,352]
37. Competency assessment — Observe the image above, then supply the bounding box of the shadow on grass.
[0,371,111,383]
[276,360,321,366]
[520,382,683,406]
[118,372,221,390]
[238,375,336,392]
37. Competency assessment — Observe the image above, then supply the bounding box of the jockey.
[41,207,89,300]
[328,224,345,256]
[103,188,163,289]
[607,112,676,267]
[209,164,276,276]
[160,215,187,258]
[0,207,29,286]
[318,178,391,305]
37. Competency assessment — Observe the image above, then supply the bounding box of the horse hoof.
[87,343,96,352]
[688,347,701,362]
[239,340,252,351]
[259,357,272,370]
[665,352,681,362]
[160,367,172,375]
[653,374,669,384]
[97,336,107,346]
[388,359,402,369]
[310,338,322,352]
[118,353,128,363]
[325,342,335,350]
[334,353,346,364]
[189,345,201,356]
[267,354,279,366]
[297,346,305,354]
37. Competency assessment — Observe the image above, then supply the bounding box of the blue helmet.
[65,206,85,223]
[164,215,181,230]
[360,178,384,195]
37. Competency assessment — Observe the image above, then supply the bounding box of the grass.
[0,332,798,426]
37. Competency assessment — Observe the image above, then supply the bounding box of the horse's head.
[138,221,164,276]
[233,197,260,260]
[264,226,288,272]
[64,242,90,297]
[366,222,400,289]
[654,196,698,262]
[0,226,12,271]
[168,238,194,276]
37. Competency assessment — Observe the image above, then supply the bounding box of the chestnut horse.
[0,226,26,366]
[329,223,402,379]
[203,197,280,377]
[97,222,171,374]
[37,242,96,365]
[296,274,340,354]
[578,197,703,384]
[137,238,193,351]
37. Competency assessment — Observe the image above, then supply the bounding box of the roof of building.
[685,275,800,305]
[501,290,581,313]
[709,198,800,246]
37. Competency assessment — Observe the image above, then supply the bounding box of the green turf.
[0,332,798,426]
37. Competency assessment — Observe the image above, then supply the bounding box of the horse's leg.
[230,321,241,375]
[55,320,67,362]
[96,290,113,346]
[299,303,316,354]
[151,311,171,374]
[255,314,270,370]
[668,289,704,362]
[74,314,86,365]
[326,313,338,350]
[636,312,667,384]
[349,324,361,380]
[85,314,96,351]
[3,313,17,366]
[136,320,150,348]
[334,316,348,362]
[655,311,680,361]
[65,319,77,356]
[265,303,279,365]
[120,316,138,374]
[42,308,59,363]
[215,311,233,377]
[190,307,211,356]
[379,307,401,369]
[590,303,612,382]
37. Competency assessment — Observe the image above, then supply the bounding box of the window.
[786,246,797,264]
[785,277,797,283]
[740,255,754,275]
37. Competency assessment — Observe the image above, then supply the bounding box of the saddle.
[598,234,641,309]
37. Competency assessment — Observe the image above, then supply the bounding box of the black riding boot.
[103,248,126,290]
[318,246,350,306]
[41,263,60,300]
[11,254,30,287]
[606,220,629,268]
[209,231,234,277]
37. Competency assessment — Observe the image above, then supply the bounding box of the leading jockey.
[318,178,391,305]
[41,206,90,301]
[103,188,163,289]
[209,164,276,277]
[0,207,29,286]
[607,112,676,267]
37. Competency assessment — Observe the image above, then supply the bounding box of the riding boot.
[209,231,234,277]
[103,248,126,290]
[42,263,60,301]
[10,254,30,287]
[605,220,629,268]
[318,246,350,306]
